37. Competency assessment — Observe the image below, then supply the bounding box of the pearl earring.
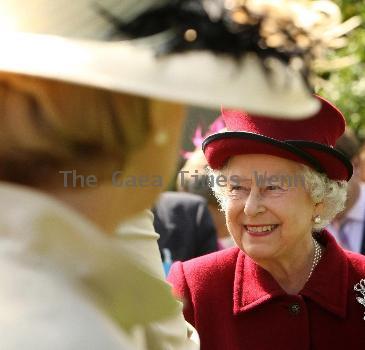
[313,215,321,224]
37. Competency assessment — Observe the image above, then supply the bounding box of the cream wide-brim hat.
[0,0,330,119]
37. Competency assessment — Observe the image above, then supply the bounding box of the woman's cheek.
[225,205,240,236]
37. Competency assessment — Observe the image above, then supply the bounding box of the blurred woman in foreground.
[0,72,195,349]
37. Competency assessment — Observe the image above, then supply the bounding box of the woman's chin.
[240,239,277,261]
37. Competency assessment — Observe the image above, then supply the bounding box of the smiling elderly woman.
[167,96,365,350]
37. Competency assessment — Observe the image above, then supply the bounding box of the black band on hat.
[286,140,353,180]
[203,131,326,174]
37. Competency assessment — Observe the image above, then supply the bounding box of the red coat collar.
[233,230,348,318]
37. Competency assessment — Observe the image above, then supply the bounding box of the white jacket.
[0,183,199,350]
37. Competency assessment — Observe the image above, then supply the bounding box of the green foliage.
[316,0,365,138]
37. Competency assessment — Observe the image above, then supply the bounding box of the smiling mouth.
[244,224,279,235]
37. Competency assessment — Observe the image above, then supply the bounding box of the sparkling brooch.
[354,279,365,320]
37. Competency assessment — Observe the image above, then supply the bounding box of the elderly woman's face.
[225,154,317,261]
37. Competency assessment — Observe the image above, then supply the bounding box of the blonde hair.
[0,73,150,185]
[208,163,347,231]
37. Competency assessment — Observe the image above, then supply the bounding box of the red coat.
[168,231,365,350]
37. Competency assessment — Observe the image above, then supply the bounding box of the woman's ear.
[115,99,186,220]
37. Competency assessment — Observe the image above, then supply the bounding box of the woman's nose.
[243,189,265,217]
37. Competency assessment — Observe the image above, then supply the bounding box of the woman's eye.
[228,186,250,197]
[264,185,287,193]
[266,185,281,191]
[231,186,249,192]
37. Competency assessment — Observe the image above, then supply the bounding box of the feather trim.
[97,0,360,90]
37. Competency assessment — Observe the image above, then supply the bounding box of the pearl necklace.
[307,237,322,281]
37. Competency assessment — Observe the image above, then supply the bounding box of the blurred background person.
[153,191,218,273]
[177,117,235,249]
[357,143,365,182]
[327,128,365,254]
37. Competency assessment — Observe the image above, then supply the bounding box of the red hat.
[202,95,352,181]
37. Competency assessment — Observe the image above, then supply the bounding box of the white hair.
[207,163,348,231]
[300,165,347,230]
